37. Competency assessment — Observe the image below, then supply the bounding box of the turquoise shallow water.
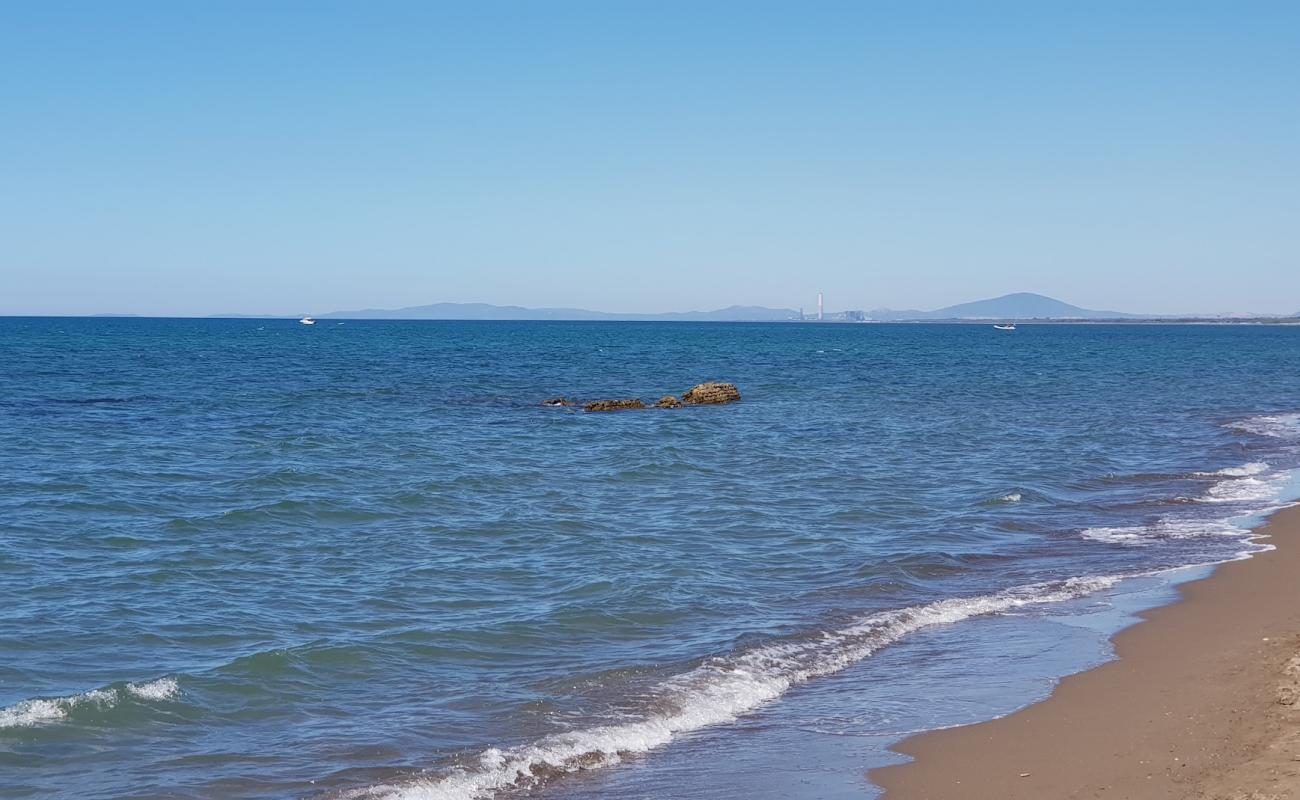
[2,319,1299,799]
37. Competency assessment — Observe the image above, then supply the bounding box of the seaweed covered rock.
[655,395,683,409]
[681,382,741,405]
[583,399,647,412]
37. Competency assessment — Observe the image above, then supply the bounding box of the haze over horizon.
[59,290,1292,321]
[3,2,1297,317]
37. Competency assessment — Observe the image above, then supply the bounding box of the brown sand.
[871,504,1300,800]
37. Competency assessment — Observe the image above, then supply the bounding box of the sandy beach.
[872,504,1300,799]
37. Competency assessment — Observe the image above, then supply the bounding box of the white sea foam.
[1194,461,1269,478]
[998,492,1021,502]
[1086,462,1297,545]
[1079,526,1146,544]
[0,698,77,728]
[0,688,114,728]
[1202,475,1283,504]
[1230,412,1300,439]
[0,678,179,729]
[1081,517,1246,545]
[344,576,1118,800]
[1182,461,1286,506]
[124,677,180,701]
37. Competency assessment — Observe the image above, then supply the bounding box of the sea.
[3,318,1300,800]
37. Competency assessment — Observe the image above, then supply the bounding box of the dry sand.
[871,504,1300,800]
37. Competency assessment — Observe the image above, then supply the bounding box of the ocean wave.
[1201,475,1283,504]
[338,576,1118,800]
[1179,461,1286,506]
[1081,518,1246,545]
[0,678,179,729]
[1192,461,1287,505]
[125,677,179,701]
[1084,463,1296,545]
[978,489,1053,507]
[1229,412,1300,439]
[1194,461,1270,478]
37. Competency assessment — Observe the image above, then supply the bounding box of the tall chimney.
[818,291,824,321]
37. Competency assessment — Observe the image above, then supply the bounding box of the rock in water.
[542,397,573,407]
[656,395,683,409]
[583,399,647,412]
[681,382,741,405]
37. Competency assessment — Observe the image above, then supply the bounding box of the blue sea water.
[3,318,1300,800]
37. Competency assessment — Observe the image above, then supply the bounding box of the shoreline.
[870,503,1300,799]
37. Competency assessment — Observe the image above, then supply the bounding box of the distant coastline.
[9,315,1300,325]
[14,292,1300,323]
[201,292,1300,324]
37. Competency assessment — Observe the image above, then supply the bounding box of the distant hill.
[318,302,801,322]
[870,292,1137,321]
[206,293,1148,322]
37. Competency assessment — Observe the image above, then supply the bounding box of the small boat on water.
[993,323,1016,331]
[300,317,316,325]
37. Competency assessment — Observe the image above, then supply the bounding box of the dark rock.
[583,399,647,412]
[542,398,573,407]
[681,382,741,405]
[656,395,683,409]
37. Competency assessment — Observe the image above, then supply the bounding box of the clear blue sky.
[2,1,1297,316]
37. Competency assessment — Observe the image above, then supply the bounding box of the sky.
[1,1,1297,317]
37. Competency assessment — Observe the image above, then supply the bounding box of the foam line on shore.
[1081,517,1247,545]
[1083,462,1295,545]
[1194,461,1269,477]
[342,576,1119,800]
[870,502,1300,798]
[351,455,1300,800]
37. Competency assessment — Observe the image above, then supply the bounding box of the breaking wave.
[1080,518,1248,545]
[1194,462,1270,478]
[1202,475,1284,504]
[339,576,1118,800]
[0,678,179,729]
[1083,462,1294,545]
[1229,412,1300,440]
[1194,461,1287,505]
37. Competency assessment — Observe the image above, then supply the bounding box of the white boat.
[993,323,1016,331]
[300,317,316,325]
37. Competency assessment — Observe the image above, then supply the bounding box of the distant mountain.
[210,293,1146,322]
[869,292,1137,321]
[318,302,801,322]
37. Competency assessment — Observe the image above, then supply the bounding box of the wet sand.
[872,504,1300,800]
